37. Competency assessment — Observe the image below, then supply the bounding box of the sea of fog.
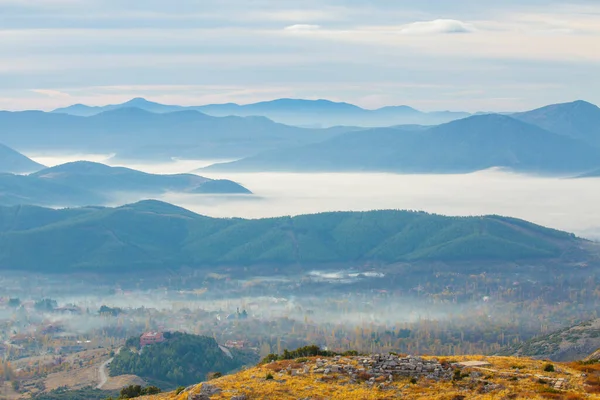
[29,153,600,240]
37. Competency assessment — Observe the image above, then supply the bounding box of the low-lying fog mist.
[29,154,600,240]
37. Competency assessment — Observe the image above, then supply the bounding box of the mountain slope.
[513,100,600,148]
[0,201,587,272]
[0,143,45,173]
[499,319,600,361]
[0,162,250,207]
[0,109,346,160]
[204,114,600,174]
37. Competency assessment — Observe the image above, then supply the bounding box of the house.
[140,331,166,347]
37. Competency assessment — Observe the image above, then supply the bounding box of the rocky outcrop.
[310,354,453,382]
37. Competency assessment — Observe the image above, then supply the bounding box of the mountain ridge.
[203,113,600,174]
[0,161,251,207]
[52,97,472,127]
[0,200,590,272]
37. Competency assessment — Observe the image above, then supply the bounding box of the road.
[97,348,121,389]
[96,357,113,389]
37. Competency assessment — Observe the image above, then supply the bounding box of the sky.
[0,0,599,111]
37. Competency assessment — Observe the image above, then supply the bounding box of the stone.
[200,383,222,396]
[189,395,210,400]
[230,396,248,400]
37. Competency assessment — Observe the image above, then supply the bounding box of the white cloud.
[30,89,70,98]
[399,19,475,34]
[284,24,321,32]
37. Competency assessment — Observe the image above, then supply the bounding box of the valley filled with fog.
[29,153,600,240]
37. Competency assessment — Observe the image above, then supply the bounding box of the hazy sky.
[1,0,599,111]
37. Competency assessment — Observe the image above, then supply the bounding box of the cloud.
[284,24,321,32]
[399,19,475,34]
[30,89,70,98]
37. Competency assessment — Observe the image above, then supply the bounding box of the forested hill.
[0,200,589,272]
[110,332,258,388]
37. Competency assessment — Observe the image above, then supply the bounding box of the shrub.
[543,364,555,372]
[175,386,185,395]
[207,372,222,380]
[410,377,418,384]
[140,386,161,395]
[265,373,274,380]
[453,369,464,381]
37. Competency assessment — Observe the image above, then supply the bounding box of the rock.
[230,396,248,400]
[189,395,210,400]
[200,383,222,396]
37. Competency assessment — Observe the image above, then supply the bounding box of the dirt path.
[96,357,114,389]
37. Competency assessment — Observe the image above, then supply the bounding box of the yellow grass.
[139,355,600,400]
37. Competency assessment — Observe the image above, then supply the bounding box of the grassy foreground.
[136,355,600,400]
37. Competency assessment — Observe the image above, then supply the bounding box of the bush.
[544,364,555,372]
[175,386,185,395]
[410,377,418,384]
[265,373,274,380]
[118,385,161,399]
[141,386,161,395]
[453,369,463,381]
[260,345,343,364]
[207,372,222,380]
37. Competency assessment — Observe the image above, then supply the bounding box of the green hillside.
[110,332,258,388]
[0,200,585,272]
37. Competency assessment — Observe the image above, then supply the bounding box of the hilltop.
[110,332,258,389]
[514,100,600,148]
[135,353,599,399]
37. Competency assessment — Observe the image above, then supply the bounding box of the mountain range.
[0,161,250,207]
[203,113,600,174]
[2,99,598,175]
[0,200,588,272]
[0,108,350,160]
[53,97,472,127]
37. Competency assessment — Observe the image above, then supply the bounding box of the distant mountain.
[53,97,185,116]
[0,200,587,272]
[52,97,472,127]
[513,100,600,148]
[0,143,45,173]
[0,108,346,160]
[204,114,600,174]
[0,161,250,207]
